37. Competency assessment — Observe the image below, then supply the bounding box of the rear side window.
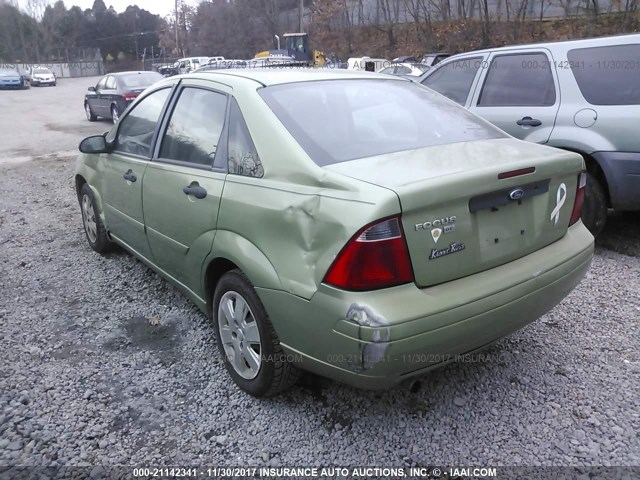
[422,56,483,105]
[478,53,556,107]
[568,44,640,105]
[228,98,263,177]
[105,76,117,89]
[159,87,227,167]
[259,79,505,166]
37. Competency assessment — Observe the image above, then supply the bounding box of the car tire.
[111,105,120,124]
[79,184,112,254]
[85,102,97,122]
[213,270,300,397]
[581,172,607,236]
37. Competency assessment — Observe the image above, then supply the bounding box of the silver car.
[419,34,640,235]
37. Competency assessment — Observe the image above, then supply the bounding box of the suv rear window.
[259,79,505,166]
[568,44,640,105]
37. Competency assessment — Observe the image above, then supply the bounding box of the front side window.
[159,87,227,167]
[568,44,640,105]
[114,88,171,157]
[259,79,505,166]
[422,57,483,105]
[228,98,263,177]
[478,53,556,107]
[96,77,108,90]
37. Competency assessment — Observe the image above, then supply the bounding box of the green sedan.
[75,69,594,396]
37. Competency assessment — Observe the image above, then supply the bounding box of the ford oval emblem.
[509,188,525,200]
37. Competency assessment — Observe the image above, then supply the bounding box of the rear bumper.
[257,223,594,389]
[593,151,640,211]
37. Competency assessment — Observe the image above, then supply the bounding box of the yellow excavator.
[255,33,325,67]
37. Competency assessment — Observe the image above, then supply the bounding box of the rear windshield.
[259,79,505,166]
[120,72,163,88]
[568,44,640,105]
[34,68,50,74]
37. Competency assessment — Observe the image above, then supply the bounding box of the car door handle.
[123,170,137,182]
[516,116,542,127]
[182,184,207,199]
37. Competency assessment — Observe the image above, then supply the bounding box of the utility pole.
[299,0,304,33]
[174,0,180,57]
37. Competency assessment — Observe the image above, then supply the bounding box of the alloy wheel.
[81,194,97,243]
[217,291,262,380]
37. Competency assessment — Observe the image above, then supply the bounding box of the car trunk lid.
[325,138,584,287]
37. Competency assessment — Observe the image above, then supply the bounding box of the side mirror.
[79,135,109,154]
[88,86,96,92]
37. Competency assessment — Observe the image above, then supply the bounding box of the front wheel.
[213,270,300,397]
[85,102,97,121]
[581,172,608,236]
[79,184,112,253]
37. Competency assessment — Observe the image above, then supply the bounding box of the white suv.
[419,34,640,235]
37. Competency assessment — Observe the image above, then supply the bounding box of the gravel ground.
[0,155,639,471]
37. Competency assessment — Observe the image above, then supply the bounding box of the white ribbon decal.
[550,183,567,226]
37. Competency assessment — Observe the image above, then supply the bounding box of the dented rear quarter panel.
[213,81,401,298]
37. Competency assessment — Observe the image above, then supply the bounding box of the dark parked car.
[421,53,451,67]
[84,71,163,124]
[156,65,179,77]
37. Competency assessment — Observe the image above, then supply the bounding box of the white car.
[347,57,390,72]
[27,66,56,86]
[378,63,429,77]
[174,57,210,74]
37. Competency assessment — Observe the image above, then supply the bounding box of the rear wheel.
[111,105,120,124]
[85,102,97,121]
[581,172,607,236]
[213,270,300,397]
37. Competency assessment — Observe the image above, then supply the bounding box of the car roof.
[185,68,409,86]
[110,71,161,77]
[449,33,639,57]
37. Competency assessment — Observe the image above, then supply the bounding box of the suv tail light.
[569,172,587,226]
[324,216,414,291]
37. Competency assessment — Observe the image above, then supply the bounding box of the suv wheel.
[213,270,300,397]
[581,172,607,236]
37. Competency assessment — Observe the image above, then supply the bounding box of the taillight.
[323,216,414,291]
[569,172,587,226]
[122,93,138,101]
